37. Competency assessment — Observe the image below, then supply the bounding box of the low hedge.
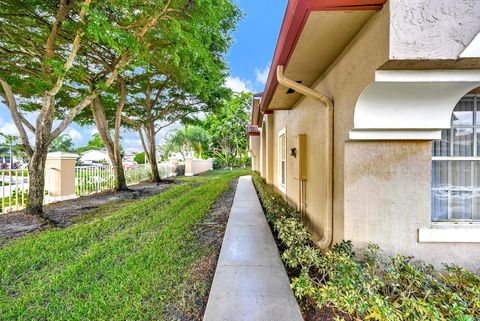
[251,171,480,321]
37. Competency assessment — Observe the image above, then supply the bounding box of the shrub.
[175,164,185,176]
[251,171,480,321]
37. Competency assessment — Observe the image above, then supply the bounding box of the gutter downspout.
[276,65,334,250]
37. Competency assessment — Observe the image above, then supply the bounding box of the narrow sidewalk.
[203,176,303,321]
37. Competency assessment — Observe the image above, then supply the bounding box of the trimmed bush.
[251,171,480,321]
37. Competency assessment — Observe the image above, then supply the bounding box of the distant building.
[80,150,110,165]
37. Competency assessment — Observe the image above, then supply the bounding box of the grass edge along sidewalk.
[0,169,250,320]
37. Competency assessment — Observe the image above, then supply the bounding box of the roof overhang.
[250,93,263,127]
[261,0,386,111]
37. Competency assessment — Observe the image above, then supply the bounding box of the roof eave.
[260,0,386,112]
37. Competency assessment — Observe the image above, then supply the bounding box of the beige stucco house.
[249,0,480,270]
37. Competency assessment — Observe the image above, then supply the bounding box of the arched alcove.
[350,70,480,140]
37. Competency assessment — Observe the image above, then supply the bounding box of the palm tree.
[49,134,76,153]
[0,134,25,167]
[165,126,210,160]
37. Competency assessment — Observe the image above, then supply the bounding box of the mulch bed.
[0,179,178,247]
[166,178,238,321]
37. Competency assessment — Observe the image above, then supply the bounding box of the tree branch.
[47,92,97,145]
[138,127,150,160]
[48,0,92,96]
[0,78,33,156]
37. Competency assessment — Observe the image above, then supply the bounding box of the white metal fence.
[0,169,29,213]
[75,165,115,197]
[75,163,172,197]
[0,162,174,213]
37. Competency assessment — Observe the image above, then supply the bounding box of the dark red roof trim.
[260,0,386,111]
[247,125,261,136]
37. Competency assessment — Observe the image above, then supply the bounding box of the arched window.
[432,95,480,222]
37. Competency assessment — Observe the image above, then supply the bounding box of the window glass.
[433,130,450,157]
[452,128,474,157]
[452,97,474,126]
[432,161,448,221]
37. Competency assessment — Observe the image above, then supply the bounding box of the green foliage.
[0,170,247,320]
[201,93,251,167]
[165,125,210,159]
[77,133,123,154]
[133,152,146,164]
[48,134,76,153]
[251,171,480,321]
[76,133,105,153]
[0,134,27,163]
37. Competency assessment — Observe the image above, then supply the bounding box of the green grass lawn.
[0,169,250,320]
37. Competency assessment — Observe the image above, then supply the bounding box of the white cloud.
[225,76,253,93]
[255,63,271,85]
[0,122,20,136]
[90,128,99,136]
[123,138,142,153]
[66,128,83,144]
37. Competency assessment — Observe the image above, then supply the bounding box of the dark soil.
[0,179,178,246]
[166,179,238,321]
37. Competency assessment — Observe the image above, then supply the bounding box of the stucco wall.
[258,0,480,269]
[249,135,261,172]
[344,141,479,270]
[389,0,480,59]
[184,158,213,176]
[268,6,390,239]
[261,124,267,177]
[265,115,275,184]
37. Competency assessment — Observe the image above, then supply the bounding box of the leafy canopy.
[201,92,251,167]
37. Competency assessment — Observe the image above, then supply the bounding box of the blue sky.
[0,0,287,153]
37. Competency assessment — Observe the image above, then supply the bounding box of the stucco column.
[266,114,274,184]
[208,158,213,170]
[184,157,193,177]
[44,152,79,203]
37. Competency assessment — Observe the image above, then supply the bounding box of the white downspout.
[276,65,334,250]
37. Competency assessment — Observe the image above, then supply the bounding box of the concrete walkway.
[203,176,303,321]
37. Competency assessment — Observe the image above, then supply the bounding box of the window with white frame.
[432,95,480,222]
[278,128,286,192]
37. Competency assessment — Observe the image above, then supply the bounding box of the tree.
[49,134,76,153]
[76,133,123,154]
[119,0,239,182]
[0,0,172,217]
[134,152,146,164]
[165,126,210,160]
[0,134,26,166]
[76,133,105,153]
[202,93,250,167]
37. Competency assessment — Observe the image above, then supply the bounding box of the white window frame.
[432,94,480,223]
[423,95,480,243]
[278,127,287,193]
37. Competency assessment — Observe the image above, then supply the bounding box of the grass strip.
[0,169,250,320]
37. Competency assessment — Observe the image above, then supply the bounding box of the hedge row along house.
[249,0,480,270]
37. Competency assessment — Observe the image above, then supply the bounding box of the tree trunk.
[112,156,127,190]
[146,120,161,182]
[26,147,48,217]
[91,97,128,191]
[148,152,161,182]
